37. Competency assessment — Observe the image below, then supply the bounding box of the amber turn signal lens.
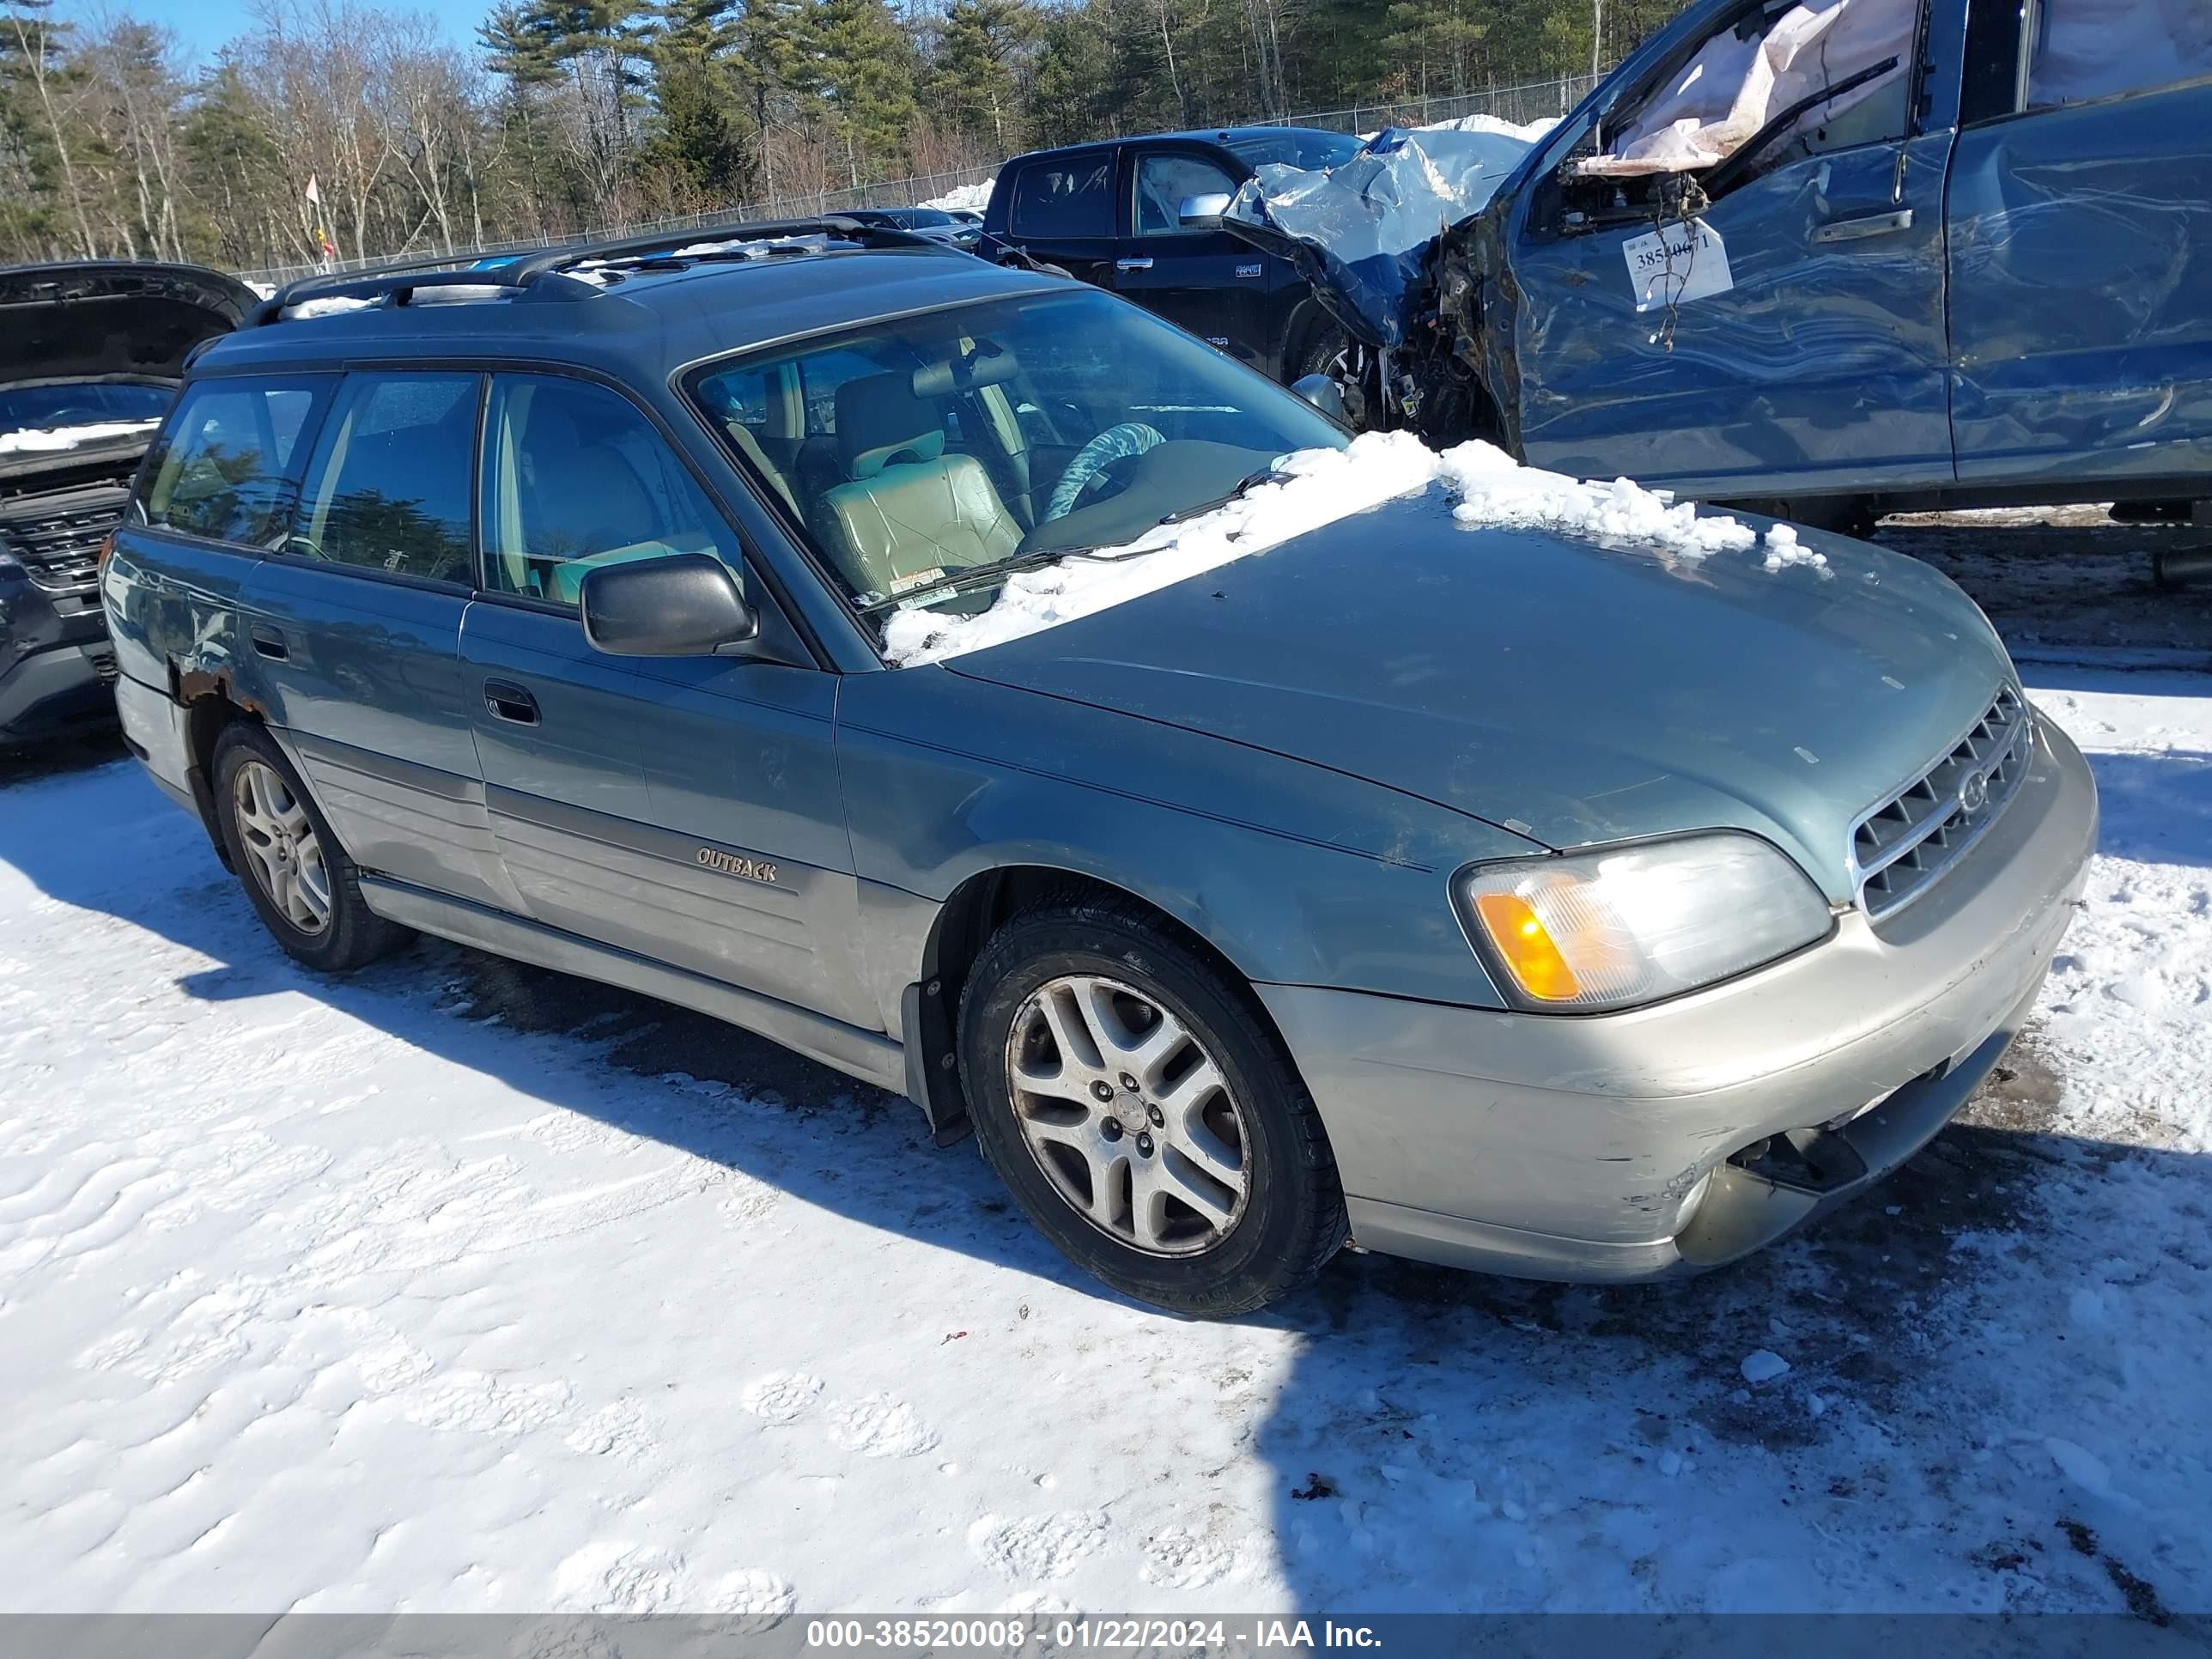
[1471,890,1582,1002]
[96,532,117,573]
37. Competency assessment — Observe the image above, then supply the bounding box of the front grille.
[3,481,130,596]
[1850,684,2034,921]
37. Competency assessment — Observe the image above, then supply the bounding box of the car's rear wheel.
[212,722,408,972]
[959,896,1345,1314]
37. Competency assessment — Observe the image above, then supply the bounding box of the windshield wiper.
[1157,465,1286,527]
[853,541,1152,617]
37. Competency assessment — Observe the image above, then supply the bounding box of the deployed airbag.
[1579,0,1916,179]
[1224,123,1545,348]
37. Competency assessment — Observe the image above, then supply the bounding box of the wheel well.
[1285,301,1346,376]
[908,865,1286,1139]
[177,683,260,869]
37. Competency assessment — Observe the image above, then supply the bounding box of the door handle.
[1813,209,1915,244]
[248,623,289,661]
[1115,257,1154,271]
[483,678,540,726]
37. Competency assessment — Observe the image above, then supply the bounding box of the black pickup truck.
[979,125,1363,385]
[1,261,253,744]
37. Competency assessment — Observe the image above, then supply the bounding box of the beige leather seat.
[815,373,1020,599]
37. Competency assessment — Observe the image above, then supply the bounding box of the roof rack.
[247,265,597,328]
[252,216,939,326]
[498,216,933,283]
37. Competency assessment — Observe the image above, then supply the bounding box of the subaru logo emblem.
[1960,768,1990,813]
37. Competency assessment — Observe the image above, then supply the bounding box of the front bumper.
[0,635,117,741]
[1260,714,2100,1282]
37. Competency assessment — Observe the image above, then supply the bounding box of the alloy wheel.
[232,758,331,936]
[1003,974,1251,1256]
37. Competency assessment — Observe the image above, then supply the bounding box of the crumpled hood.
[0,261,254,387]
[945,490,2014,899]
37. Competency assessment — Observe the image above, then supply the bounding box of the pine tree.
[0,0,96,256]
[811,0,916,185]
[644,0,750,204]
[932,0,1032,155]
[731,0,814,201]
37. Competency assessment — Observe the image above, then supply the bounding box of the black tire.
[211,721,409,973]
[958,894,1346,1316]
[1285,319,1348,386]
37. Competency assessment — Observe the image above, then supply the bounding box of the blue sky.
[75,0,484,65]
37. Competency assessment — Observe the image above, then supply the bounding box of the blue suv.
[104,220,2094,1313]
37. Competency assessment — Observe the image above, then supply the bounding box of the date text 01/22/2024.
[802,1620,1385,1650]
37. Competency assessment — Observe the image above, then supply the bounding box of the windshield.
[1225,130,1365,170]
[689,286,1346,634]
[0,380,173,440]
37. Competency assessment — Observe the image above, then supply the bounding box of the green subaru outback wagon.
[102,222,2095,1314]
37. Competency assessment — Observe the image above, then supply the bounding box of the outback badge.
[696,847,779,884]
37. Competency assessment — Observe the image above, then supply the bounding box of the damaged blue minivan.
[1232,0,2212,529]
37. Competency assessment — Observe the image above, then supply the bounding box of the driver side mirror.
[1290,373,1345,422]
[1178,191,1231,229]
[580,553,758,657]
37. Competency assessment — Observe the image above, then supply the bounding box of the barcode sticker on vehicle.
[1622,220,1734,313]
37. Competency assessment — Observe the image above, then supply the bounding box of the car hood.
[0,261,255,387]
[944,491,2014,900]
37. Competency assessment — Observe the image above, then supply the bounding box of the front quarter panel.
[836,665,1540,1021]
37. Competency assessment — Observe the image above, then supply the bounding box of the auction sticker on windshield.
[1623,219,1734,312]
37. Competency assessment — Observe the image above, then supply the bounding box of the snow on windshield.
[0,419,160,457]
[881,432,1783,666]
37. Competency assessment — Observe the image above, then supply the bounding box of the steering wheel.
[1043,422,1165,522]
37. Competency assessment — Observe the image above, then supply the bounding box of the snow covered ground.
[3,595,2209,1618]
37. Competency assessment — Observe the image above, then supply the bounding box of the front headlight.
[1457,833,1832,1012]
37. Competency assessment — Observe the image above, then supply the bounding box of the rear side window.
[479,374,744,609]
[291,373,479,582]
[142,376,331,546]
[1010,156,1114,239]
[2027,0,2212,106]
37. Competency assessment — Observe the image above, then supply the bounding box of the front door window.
[478,374,745,608]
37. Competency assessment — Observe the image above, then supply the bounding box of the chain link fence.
[236,71,1601,291]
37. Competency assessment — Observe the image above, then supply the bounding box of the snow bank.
[1419,112,1559,143]
[882,433,1771,665]
[0,419,160,457]
[921,180,994,213]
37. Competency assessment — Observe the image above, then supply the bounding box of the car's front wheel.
[212,722,409,972]
[959,896,1345,1314]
